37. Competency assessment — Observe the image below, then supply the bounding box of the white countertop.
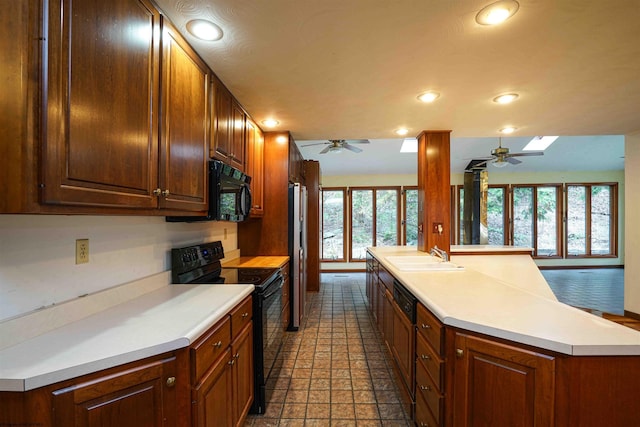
[0,283,253,392]
[368,246,640,356]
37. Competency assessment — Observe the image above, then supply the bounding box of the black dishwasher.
[393,279,417,323]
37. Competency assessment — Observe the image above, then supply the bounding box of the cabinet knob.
[456,348,464,358]
[152,188,162,196]
[213,340,223,349]
[228,358,235,366]
[166,376,176,387]
[242,312,249,319]
[419,422,430,427]
[234,352,240,359]
[421,323,431,329]
[419,385,431,391]
[421,354,430,360]
[161,189,170,197]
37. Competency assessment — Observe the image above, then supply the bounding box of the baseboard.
[624,310,640,321]
[537,264,624,270]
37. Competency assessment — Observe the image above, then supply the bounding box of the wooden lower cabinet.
[232,323,254,426]
[452,332,555,427]
[51,355,179,427]
[391,299,414,393]
[194,348,234,427]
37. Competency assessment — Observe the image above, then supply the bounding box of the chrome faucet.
[429,245,449,262]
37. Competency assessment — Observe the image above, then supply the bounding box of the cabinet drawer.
[416,331,443,390]
[416,356,443,424]
[192,316,231,382]
[415,387,441,427]
[231,296,253,339]
[417,303,443,356]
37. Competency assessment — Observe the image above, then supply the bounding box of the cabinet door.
[229,101,246,171]
[212,79,232,162]
[194,349,234,427]
[383,289,394,350]
[52,356,177,427]
[43,0,161,209]
[159,20,209,212]
[452,333,555,427]
[232,323,254,426]
[391,300,415,393]
[245,119,264,216]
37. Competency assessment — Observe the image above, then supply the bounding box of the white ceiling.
[154,0,639,175]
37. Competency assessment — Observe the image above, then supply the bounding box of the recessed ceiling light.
[400,138,418,153]
[476,0,520,25]
[186,19,223,41]
[493,93,519,104]
[417,91,440,103]
[395,128,409,136]
[261,119,279,128]
[499,127,517,134]
[523,136,558,151]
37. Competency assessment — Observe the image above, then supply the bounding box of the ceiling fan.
[301,139,370,154]
[476,137,543,168]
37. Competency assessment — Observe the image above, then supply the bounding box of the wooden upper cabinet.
[230,100,246,171]
[212,78,233,163]
[245,119,264,217]
[159,20,209,212]
[42,0,161,209]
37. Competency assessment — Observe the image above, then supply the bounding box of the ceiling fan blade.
[343,143,363,153]
[506,157,522,165]
[509,151,544,157]
[319,145,332,154]
[344,139,370,144]
[301,142,329,147]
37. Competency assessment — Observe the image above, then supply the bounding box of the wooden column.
[417,130,451,253]
[303,160,321,292]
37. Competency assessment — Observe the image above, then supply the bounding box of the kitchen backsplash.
[0,215,237,322]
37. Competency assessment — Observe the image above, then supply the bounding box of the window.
[403,187,419,245]
[512,185,562,258]
[321,188,346,261]
[349,187,400,260]
[566,183,617,257]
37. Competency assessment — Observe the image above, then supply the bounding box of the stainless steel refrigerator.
[289,182,307,330]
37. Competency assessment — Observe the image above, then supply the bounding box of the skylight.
[523,136,558,151]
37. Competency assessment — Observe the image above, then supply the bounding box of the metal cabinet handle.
[241,312,249,319]
[213,340,223,349]
[161,189,170,197]
[228,359,235,366]
[421,354,430,360]
[456,348,464,358]
[419,385,431,391]
[166,376,176,387]
[152,188,162,196]
[421,323,431,329]
[420,422,430,427]
[234,352,240,359]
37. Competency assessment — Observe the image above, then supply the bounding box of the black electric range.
[170,241,285,414]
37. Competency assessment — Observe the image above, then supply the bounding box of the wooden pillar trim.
[417,130,451,253]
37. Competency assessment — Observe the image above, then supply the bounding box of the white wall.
[321,170,625,270]
[0,215,237,322]
[625,133,640,315]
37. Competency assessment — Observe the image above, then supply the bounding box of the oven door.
[260,275,284,381]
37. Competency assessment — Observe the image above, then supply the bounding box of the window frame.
[320,187,347,262]
[403,186,419,245]
[510,183,563,259]
[565,182,618,258]
[454,184,509,246]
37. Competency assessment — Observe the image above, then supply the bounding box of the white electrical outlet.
[76,239,89,264]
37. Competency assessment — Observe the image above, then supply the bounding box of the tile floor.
[245,268,625,426]
[244,273,412,426]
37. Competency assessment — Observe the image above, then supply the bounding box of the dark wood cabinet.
[2,0,209,214]
[303,160,321,292]
[231,323,253,426]
[245,119,264,217]
[452,332,555,427]
[288,141,305,184]
[391,300,415,394]
[51,355,178,427]
[211,78,245,172]
[159,20,209,212]
[193,347,234,427]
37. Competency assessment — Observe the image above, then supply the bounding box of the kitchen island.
[367,245,640,427]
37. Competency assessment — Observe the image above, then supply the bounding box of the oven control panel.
[171,241,225,283]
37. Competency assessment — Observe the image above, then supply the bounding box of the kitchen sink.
[385,255,464,271]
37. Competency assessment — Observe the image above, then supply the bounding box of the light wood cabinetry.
[451,332,555,427]
[211,78,245,172]
[1,0,209,214]
[51,355,179,427]
[245,119,265,217]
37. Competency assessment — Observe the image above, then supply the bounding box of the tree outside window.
[567,183,617,257]
[321,188,345,261]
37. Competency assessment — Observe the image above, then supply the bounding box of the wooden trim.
[320,187,347,262]
[537,264,624,270]
[624,310,640,321]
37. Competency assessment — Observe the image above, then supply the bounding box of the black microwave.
[166,160,252,223]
